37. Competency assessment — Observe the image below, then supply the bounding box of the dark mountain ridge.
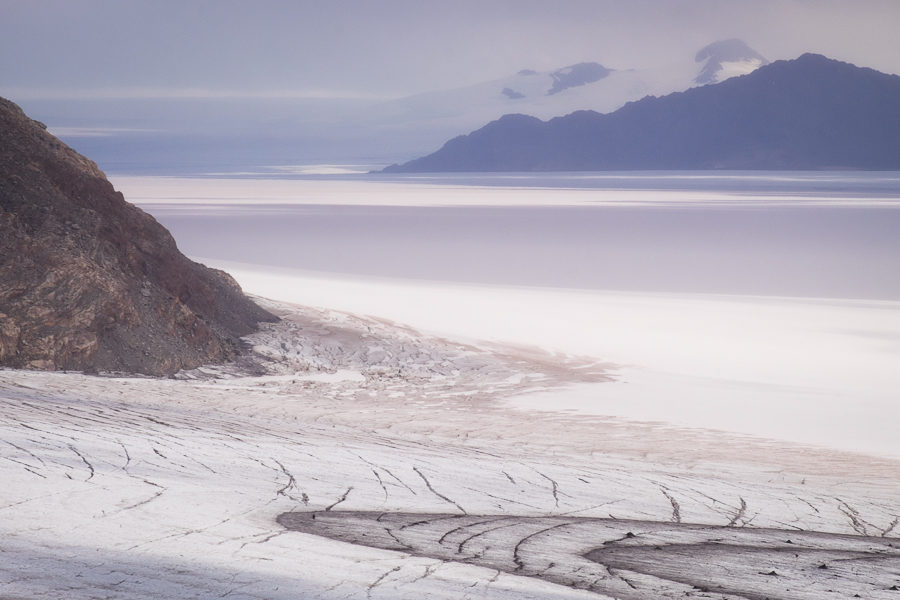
[383,54,900,172]
[1,96,276,375]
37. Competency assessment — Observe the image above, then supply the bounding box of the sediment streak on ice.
[278,510,900,600]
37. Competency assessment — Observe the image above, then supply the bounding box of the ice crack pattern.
[1,299,898,599]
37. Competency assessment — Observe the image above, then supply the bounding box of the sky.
[2,0,900,101]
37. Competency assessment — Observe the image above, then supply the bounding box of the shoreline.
[220,266,900,461]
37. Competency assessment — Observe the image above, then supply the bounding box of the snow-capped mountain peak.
[694,39,769,85]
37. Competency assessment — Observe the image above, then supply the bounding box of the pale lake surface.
[123,171,900,300]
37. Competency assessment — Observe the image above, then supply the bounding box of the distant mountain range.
[27,39,770,173]
[383,54,900,172]
[359,39,767,155]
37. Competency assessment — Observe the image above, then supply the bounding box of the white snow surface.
[711,58,766,83]
[2,300,898,599]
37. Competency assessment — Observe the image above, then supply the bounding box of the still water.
[121,171,900,301]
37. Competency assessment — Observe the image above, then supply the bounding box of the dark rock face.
[0,97,277,375]
[501,87,526,100]
[547,62,612,95]
[384,54,900,172]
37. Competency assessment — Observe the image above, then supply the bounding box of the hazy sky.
[2,0,899,100]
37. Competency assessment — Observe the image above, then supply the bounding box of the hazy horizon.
[4,0,900,173]
[2,0,899,101]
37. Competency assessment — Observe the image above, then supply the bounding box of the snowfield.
[2,299,898,599]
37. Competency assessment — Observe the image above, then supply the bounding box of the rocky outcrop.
[0,97,276,375]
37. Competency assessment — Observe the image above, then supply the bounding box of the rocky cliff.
[0,96,276,375]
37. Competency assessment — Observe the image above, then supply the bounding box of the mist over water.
[132,172,900,301]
